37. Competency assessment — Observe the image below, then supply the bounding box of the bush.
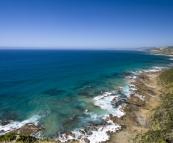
[0,133,17,142]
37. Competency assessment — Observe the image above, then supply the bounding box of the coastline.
[151,53,173,57]
[0,67,167,143]
[106,69,164,143]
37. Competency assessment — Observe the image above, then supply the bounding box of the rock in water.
[12,123,42,136]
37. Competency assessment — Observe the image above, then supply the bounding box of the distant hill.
[138,46,173,56]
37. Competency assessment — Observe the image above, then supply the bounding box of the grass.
[0,133,38,143]
[159,68,173,84]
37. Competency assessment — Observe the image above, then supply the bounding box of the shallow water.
[0,50,172,137]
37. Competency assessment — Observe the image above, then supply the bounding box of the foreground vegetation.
[133,68,173,143]
[0,133,57,143]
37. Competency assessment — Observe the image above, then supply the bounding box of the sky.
[0,0,173,49]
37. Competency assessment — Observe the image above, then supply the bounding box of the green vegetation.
[160,68,173,84]
[0,133,58,143]
[0,133,17,142]
[139,46,173,56]
[133,68,173,143]
[0,133,37,143]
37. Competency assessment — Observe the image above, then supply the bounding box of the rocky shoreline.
[106,70,164,143]
[0,69,164,143]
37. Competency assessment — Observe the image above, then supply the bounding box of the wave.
[142,66,165,73]
[57,83,134,142]
[0,115,41,135]
[58,114,121,143]
[93,92,124,117]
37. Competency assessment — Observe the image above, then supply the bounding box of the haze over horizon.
[0,0,173,49]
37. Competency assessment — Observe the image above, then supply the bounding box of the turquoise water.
[0,50,172,137]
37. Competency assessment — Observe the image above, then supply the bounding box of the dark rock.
[79,130,85,134]
[0,120,11,126]
[110,116,124,126]
[111,96,123,107]
[83,138,90,143]
[67,132,75,138]
[0,130,5,134]
[89,124,98,131]
[72,139,80,143]
[126,95,145,106]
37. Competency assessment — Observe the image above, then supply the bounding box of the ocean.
[0,50,172,141]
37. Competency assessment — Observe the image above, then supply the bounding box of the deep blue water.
[0,50,172,137]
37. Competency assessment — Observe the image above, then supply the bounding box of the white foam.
[0,115,41,135]
[170,58,173,60]
[87,113,103,120]
[126,75,137,79]
[143,66,165,72]
[58,117,121,143]
[93,93,124,117]
[119,85,131,97]
[87,120,121,143]
[130,71,139,76]
[58,91,125,142]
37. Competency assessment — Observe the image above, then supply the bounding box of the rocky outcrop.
[111,96,124,107]
[126,95,145,106]
[12,123,42,136]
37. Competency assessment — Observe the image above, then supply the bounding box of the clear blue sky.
[0,0,173,49]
